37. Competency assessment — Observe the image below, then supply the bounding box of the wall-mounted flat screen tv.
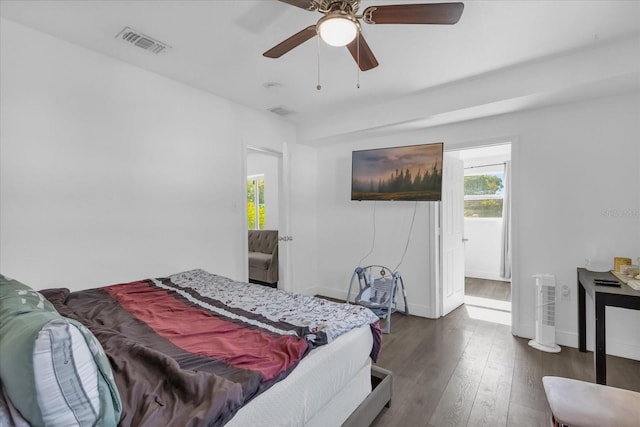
[351,142,443,201]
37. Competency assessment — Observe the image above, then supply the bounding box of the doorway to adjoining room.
[460,144,512,325]
[246,149,281,288]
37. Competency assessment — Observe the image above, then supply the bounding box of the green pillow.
[0,275,122,426]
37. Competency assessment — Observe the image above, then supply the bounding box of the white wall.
[311,141,437,318]
[312,92,640,359]
[0,18,295,291]
[464,218,504,281]
[512,95,640,359]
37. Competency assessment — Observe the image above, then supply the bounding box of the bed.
[0,269,386,426]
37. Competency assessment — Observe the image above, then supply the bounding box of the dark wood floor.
[370,308,640,427]
[465,277,511,302]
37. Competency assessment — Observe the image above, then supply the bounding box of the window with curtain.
[463,171,504,218]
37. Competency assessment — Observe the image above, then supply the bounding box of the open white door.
[278,142,293,293]
[440,153,465,316]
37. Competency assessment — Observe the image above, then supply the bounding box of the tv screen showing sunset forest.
[351,143,443,201]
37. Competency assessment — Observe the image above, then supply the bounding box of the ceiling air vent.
[116,27,171,54]
[268,106,296,117]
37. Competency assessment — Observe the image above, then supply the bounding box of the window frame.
[463,166,505,219]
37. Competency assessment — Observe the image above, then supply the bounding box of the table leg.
[578,277,586,352]
[595,293,606,384]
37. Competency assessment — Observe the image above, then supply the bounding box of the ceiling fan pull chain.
[316,36,322,90]
[356,34,360,89]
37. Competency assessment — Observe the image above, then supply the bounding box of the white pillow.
[34,319,100,425]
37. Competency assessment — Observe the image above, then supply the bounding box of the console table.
[577,268,640,384]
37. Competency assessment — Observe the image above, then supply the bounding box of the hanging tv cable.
[393,201,418,272]
[357,201,377,267]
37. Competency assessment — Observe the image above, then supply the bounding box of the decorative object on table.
[620,264,639,278]
[612,265,640,285]
[613,257,632,272]
[627,280,640,291]
[585,259,610,272]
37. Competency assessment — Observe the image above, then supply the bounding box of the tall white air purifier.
[528,274,561,353]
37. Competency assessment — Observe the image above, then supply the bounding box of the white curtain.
[500,161,512,279]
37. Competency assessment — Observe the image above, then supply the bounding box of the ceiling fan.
[263,0,464,71]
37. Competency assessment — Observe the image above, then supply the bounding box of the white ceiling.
[2,0,639,144]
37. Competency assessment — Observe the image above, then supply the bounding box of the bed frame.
[343,366,393,426]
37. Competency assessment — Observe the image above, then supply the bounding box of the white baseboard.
[303,286,323,298]
[312,286,434,319]
[555,330,577,350]
[556,330,640,361]
[496,321,640,361]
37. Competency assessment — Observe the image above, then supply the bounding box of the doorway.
[246,148,282,288]
[245,145,293,292]
[460,144,512,325]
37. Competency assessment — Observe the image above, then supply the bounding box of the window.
[247,175,265,229]
[464,171,504,218]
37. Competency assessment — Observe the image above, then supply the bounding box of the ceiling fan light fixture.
[317,14,359,47]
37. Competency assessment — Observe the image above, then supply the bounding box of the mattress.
[227,325,373,426]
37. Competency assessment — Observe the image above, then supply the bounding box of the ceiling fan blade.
[263,26,317,58]
[362,3,464,25]
[346,33,379,71]
[278,0,317,11]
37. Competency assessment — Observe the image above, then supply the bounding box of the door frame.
[242,144,292,292]
[433,137,520,336]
